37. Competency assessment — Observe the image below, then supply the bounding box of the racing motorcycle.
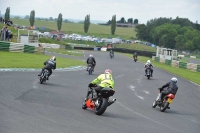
[133,56,137,62]
[110,53,114,59]
[88,64,93,75]
[146,68,151,79]
[39,69,49,84]
[82,86,116,115]
[152,93,175,112]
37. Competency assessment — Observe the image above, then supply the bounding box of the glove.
[88,83,94,87]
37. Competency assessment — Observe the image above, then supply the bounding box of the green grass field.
[46,48,84,56]
[115,43,156,52]
[11,18,137,39]
[0,51,85,68]
[123,53,200,85]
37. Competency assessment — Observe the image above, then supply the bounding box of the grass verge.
[0,51,85,68]
[122,53,200,85]
[46,48,84,56]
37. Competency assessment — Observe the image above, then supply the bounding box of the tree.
[24,15,29,19]
[134,19,138,24]
[4,7,10,21]
[29,10,35,26]
[84,14,90,33]
[57,13,63,31]
[111,15,116,35]
[135,24,148,40]
[128,18,133,23]
[120,17,126,23]
[49,17,53,21]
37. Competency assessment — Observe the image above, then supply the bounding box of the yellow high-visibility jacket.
[91,73,115,90]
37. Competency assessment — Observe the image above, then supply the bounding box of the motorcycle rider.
[133,51,137,59]
[156,77,178,109]
[86,54,96,71]
[38,56,56,80]
[110,49,114,58]
[144,60,154,77]
[87,69,115,102]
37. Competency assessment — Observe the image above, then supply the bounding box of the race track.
[0,51,200,133]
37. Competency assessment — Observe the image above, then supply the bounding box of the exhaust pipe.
[108,98,116,106]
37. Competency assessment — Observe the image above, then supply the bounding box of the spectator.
[1,26,6,41]
[0,17,2,23]
[5,27,9,41]
[9,32,13,42]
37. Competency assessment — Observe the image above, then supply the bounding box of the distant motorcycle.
[146,68,151,79]
[82,86,116,115]
[110,53,114,59]
[88,64,94,75]
[39,69,49,84]
[152,93,175,112]
[133,56,137,62]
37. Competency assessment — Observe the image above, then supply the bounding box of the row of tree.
[3,7,117,35]
[135,17,200,51]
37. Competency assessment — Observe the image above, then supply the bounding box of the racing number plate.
[168,98,173,104]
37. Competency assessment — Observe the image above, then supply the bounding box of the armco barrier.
[197,65,200,72]
[0,41,10,51]
[172,60,179,67]
[179,62,187,69]
[187,63,197,71]
[73,46,156,58]
[165,59,172,65]
[24,45,35,53]
[155,57,160,62]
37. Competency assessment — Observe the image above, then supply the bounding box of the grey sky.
[0,0,200,24]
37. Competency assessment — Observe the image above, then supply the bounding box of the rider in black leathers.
[38,56,56,80]
[144,60,154,77]
[133,51,137,59]
[110,50,114,58]
[86,55,96,71]
[157,77,178,103]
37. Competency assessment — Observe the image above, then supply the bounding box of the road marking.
[129,85,144,100]
[115,75,124,79]
[143,90,150,94]
[116,101,182,132]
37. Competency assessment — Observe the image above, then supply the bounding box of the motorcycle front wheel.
[152,100,157,108]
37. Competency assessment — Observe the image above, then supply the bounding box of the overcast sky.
[0,0,200,24]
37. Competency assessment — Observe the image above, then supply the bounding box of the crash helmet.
[51,56,56,61]
[171,77,178,83]
[105,69,112,74]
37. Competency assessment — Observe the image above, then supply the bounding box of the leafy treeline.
[136,17,200,51]
[107,17,138,25]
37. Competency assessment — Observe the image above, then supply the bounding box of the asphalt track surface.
[0,51,200,133]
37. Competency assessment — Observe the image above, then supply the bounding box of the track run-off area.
[0,51,200,133]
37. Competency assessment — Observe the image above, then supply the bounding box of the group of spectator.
[0,17,13,41]
[1,26,13,41]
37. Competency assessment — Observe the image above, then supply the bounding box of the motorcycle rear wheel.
[95,98,108,115]
[160,102,169,112]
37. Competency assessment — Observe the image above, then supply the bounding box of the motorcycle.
[88,64,93,75]
[133,56,137,62]
[110,53,114,59]
[39,69,49,84]
[152,93,175,112]
[146,68,151,79]
[82,86,116,115]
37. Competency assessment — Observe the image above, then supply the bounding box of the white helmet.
[89,54,93,57]
[171,77,178,83]
[147,60,151,64]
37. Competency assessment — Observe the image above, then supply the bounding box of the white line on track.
[129,85,144,100]
[143,90,150,94]
[114,75,124,79]
[116,101,183,132]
